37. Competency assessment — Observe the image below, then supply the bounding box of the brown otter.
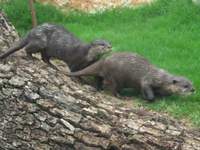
[67,52,195,101]
[0,23,112,71]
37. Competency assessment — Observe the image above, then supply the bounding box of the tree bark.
[0,12,200,150]
[28,0,37,28]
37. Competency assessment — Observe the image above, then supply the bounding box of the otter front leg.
[105,78,120,97]
[24,42,41,60]
[41,51,59,71]
[141,83,155,101]
[25,39,49,60]
[95,76,103,91]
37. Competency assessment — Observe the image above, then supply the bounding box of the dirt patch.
[38,0,153,13]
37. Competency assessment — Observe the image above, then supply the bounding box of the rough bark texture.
[0,12,200,150]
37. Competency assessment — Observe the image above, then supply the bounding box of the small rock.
[21,114,35,125]
[12,88,23,97]
[50,135,75,145]
[60,119,75,132]
[139,126,162,137]
[32,143,50,150]
[40,122,51,132]
[31,129,48,142]
[12,141,22,147]
[166,129,181,136]
[59,126,74,135]
[54,93,76,105]
[39,87,54,98]
[27,104,39,113]
[154,122,166,130]
[24,90,40,101]
[0,64,12,72]
[126,119,141,130]
[17,70,32,80]
[15,116,23,122]
[25,67,35,73]
[34,112,47,122]
[74,142,102,150]
[0,72,14,79]
[81,120,111,135]
[46,116,58,127]
[26,82,39,92]
[74,131,109,149]
[51,108,82,124]
[36,99,56,109]
[0,79,4,86]
[2,88,22,97]
[39,69,49,76]
[82,107,98,115]
[52,77,64,86]
[97,108,111,120]
[83,84,97,92]
[35,77,48,84]
[9,76,25,87]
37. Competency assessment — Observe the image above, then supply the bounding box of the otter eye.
[173,80,178,84]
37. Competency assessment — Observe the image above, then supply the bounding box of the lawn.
[1,0,200,126]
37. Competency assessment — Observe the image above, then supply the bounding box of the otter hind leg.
[95,76,104,91]
[104,78,120,97]
[24,40,45,59]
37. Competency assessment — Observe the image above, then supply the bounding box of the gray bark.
[0,12,200,150]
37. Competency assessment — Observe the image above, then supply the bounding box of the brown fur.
[67,52,194,101]
[0,23,112,72]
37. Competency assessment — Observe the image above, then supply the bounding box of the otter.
[67,52,195,101]
[0,23,112,71]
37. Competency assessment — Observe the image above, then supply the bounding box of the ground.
[0,15,199,149]
[0,0,200,127]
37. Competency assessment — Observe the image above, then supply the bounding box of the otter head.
[163,76,195,96]
[86,39,112,62]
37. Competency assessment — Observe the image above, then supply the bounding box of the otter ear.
[91,40,100,46]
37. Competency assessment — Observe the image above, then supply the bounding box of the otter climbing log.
[0,12,200,150]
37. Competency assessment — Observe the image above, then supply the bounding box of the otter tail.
[0,38,28,59]
[67,60,103,77]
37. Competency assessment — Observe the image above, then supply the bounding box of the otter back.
[68,52,194,101]
[0,23,111,72]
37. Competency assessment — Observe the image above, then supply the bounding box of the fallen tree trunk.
[0,12,200,150]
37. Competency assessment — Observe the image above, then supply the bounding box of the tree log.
[0,12,200,150]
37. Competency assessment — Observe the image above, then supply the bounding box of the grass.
[1,0,200,126]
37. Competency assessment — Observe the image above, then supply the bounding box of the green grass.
[1,0,200,126]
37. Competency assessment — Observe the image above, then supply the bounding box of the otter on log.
[0,23,112,71]
[67,52,195,101]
